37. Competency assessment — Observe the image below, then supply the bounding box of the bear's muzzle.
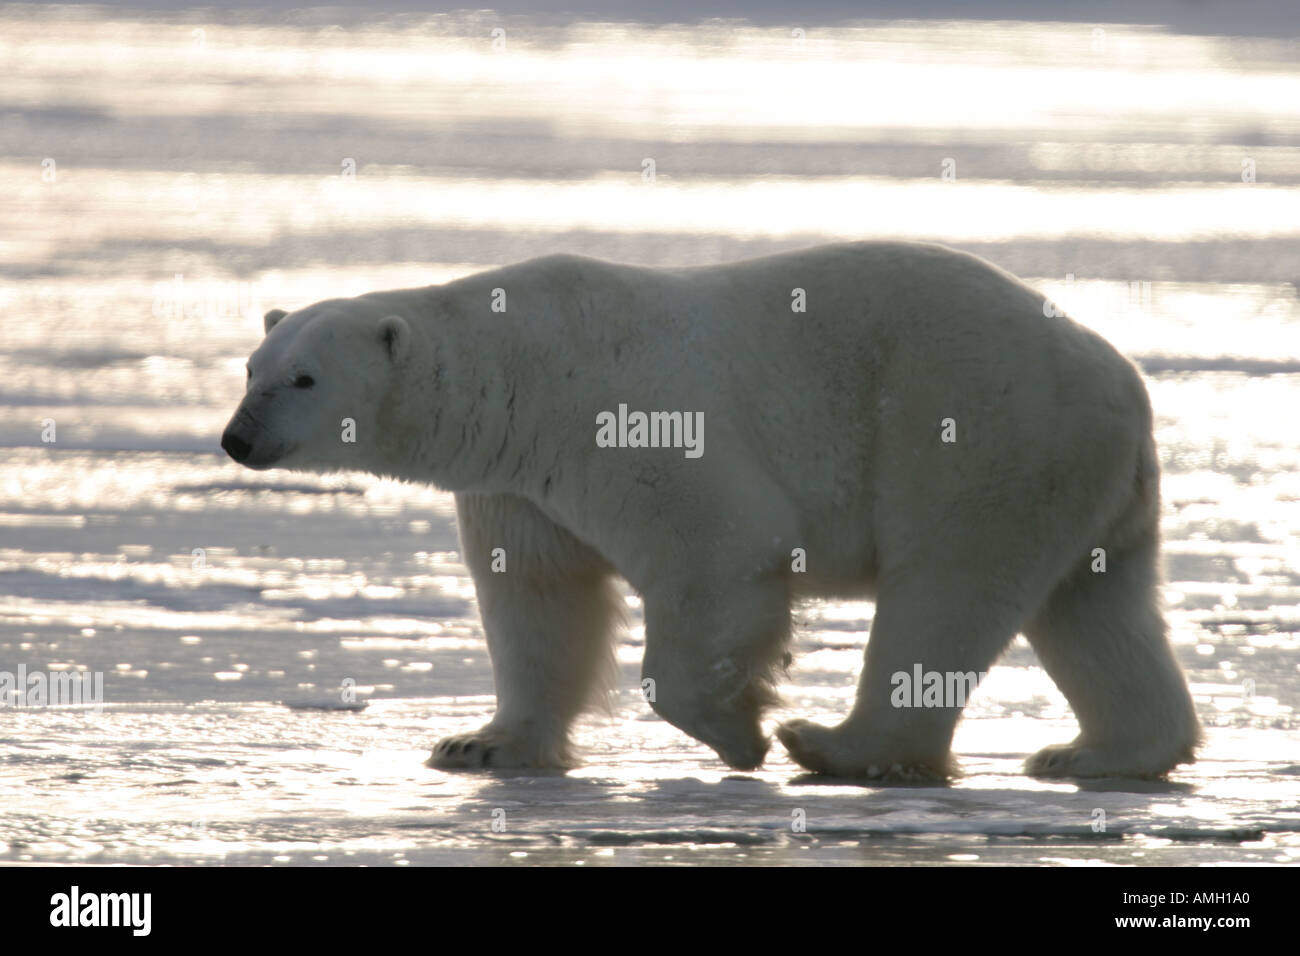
[221,430,252,463]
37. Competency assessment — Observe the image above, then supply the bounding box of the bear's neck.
[375,313,553,497]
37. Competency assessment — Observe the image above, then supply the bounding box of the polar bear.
[221,241,1201,780]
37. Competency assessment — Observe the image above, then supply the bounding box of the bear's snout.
[221,430,252,463]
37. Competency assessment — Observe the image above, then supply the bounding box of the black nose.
[222,431,251,462]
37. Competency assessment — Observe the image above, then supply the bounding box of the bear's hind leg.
[428,493,622,770]
[777,571,1025,781]
[1023,528,1200,778]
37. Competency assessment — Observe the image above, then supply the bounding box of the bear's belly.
[785,526,879,598]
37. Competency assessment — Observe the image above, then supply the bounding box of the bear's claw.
[429,735,497,768]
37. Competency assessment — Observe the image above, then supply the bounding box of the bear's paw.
[426,726,573,771]
[1025,739,1195,779]
[776,719,956,782]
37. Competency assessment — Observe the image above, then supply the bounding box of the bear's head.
[221,300,413,473]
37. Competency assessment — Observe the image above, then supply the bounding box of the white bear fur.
[223,241,1201,780]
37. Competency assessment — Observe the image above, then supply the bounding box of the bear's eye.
[293,375,315,389]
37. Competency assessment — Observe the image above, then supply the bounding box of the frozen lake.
[1,5,1298,866]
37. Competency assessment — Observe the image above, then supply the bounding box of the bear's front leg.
[428,493,622,770]
[640,575,792,771]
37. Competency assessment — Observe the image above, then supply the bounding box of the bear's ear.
[264,308,288,334]
[378,314,410,363]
